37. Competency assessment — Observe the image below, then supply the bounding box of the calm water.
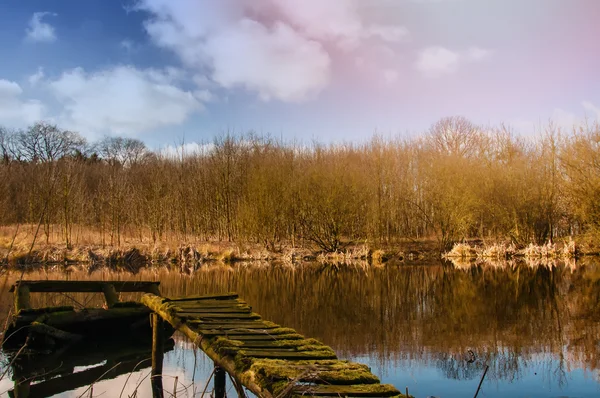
[1,258,600,397]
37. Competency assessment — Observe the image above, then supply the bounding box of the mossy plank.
[232,339,328,349]
[189,320,278,328]
[202,332,303,341]
[238,349,337,360]
[173,303,248,310]
[250,359,381,385]
[173,299,247,306]
[291,383,400,397]
[177,312,261,320]
[173,306,252,313]
[192,325,278,332]
[220,347,304,356]
[165,293,239,301]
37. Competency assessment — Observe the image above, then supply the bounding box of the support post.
[151,313,164,398]
[102,283,119,308]
[14,285,31,313]
[214,363,226,398]
[13,378,31,398]
[147,284,161,296]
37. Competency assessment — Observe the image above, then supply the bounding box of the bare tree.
[426,116,482,158]
[96,136,148,166]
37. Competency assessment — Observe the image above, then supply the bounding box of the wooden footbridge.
[4,280,408,398]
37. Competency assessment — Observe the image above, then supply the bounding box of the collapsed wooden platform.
[2,280,167,349]
[142,293,408,398]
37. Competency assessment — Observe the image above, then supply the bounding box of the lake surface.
[1,258,600,397]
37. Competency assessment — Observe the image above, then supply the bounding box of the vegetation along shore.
[1,116,600,269]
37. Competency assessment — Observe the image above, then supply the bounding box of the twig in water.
[118,358,151,398]
[77,361,128,398]
[199,367,216,398]
[473,365,489,398]
[0,338,28,381]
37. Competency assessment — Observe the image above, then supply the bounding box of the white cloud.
[47,66,204,136]
[0,79,46,126]
[205,19,330,102]
[159,142,216,158]
[415,47,460,78]
[137,0,409,102]
[25,12,57,42]
[28,67,45,86]
[415,46,492,78]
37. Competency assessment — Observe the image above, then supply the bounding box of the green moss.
[267,327,297,334]
[249,359,380,387]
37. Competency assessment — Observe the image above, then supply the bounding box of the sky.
[0,0,599,149]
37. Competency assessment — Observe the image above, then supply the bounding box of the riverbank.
[1,224,598,270]
[0,224,442,270]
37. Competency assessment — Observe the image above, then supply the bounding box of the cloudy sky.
[1,0,599,147]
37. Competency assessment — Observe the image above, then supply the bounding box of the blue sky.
[1,0,599,149]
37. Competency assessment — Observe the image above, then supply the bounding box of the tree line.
[0,117,598,251]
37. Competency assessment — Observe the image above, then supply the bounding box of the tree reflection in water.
[1,258,600,392]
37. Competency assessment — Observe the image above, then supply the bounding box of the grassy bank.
[0,224,441,270]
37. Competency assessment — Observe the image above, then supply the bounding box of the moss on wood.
[250,359,381,385]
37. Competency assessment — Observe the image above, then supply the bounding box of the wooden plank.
[173,300,252,309]
[10,280,160,293]
[165,293,239,301]
[202,332,303,340]
[14,285,31,312]
[191,319,277,326]
[173,307,252,314]
[233,341,323,349]
[173,299,247,306]
[248,359,381,385]
[292,384,400,397]
[178,313,262,320]
[239,350,337,360]
[191,322,278,331]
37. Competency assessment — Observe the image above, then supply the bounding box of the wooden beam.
[10,280,160,293]
[214,364,226,398]
[14,285,31,312]
[151,313,164,398]
[102,283,120,308]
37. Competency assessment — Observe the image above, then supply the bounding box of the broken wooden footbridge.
[3,280,408,398]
